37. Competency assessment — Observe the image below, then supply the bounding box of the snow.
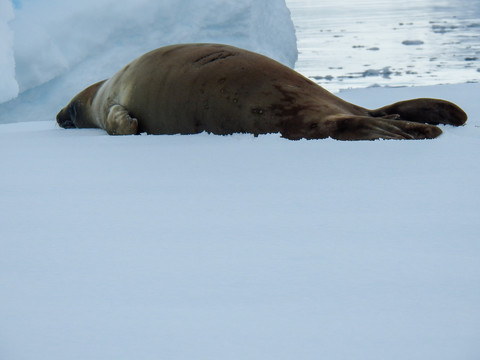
[1,83,479,360]
[0,0,18,103]
[1,0,480,359]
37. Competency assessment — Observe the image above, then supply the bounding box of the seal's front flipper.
[105,105,138,135]
[370,98,467,126]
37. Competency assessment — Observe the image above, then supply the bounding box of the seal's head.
[56,80,106,129]
[56,100,78,129]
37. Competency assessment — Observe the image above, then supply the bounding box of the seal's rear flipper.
[327,115,443,140]
[105,105,138,135]
[370,98,467,126]
[281,115,442,141]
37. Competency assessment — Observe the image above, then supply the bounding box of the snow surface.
[1,83,479,360]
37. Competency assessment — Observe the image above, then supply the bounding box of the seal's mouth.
[56,107,76,129]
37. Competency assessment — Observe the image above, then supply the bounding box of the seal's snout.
[56,106,76,129]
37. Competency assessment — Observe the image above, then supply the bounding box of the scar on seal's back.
[56,43,467,140]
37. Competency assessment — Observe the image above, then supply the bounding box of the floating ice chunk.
[402,40,425,46]
[363,67,394,78]
[432,24,458,34]
[312,75,334,81]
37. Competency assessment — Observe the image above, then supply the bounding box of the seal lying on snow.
[57,43,467,140]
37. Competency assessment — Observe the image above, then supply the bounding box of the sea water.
[286,0,480,91]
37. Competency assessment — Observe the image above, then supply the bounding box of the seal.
[57,43,467,140]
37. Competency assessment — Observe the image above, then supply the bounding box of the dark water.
[286,0,480,90]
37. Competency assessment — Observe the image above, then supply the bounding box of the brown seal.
[56,43,467,140]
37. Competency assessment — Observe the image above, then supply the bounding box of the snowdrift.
[0,0,18,103]
[0,0,297,123]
